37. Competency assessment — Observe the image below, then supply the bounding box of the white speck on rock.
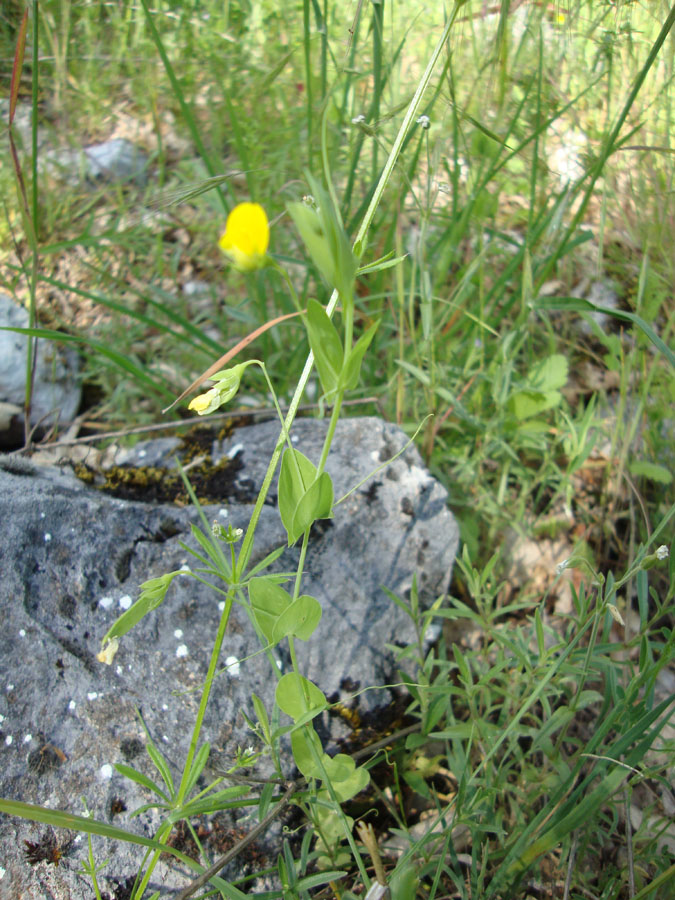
[218,508,228,518]
[218,601,225,611]
[6,685,13,691]
[98,596,114,609]
[40,512,46,519]
[174,629,183,639]
[138,449,147,458]
[0,714,4,723]
[225,655,240,676]
[162,735,169,743]
[68,700,76,711]
[180,563,191,572]
[44,533,52,542]
[119,595,132,610]
[291,435,299,443]
[87,692,98,701]
[176,644,188,658]
[23,734,32,743]
[228,443,244,458]
[100,764,113,780]
[162,704,168,711]
[5,735,12,746]
[0,865,5,879]
[116,666,123,676]
[19,629,26,637]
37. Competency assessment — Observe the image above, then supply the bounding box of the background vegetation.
[1,1,673,898]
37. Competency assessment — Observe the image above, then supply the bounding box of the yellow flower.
[218,202,269,272]
[187,362,256,416]
[189,388,220,415]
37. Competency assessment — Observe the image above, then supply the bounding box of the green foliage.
[1,1,674,898]
[278,448,334,546]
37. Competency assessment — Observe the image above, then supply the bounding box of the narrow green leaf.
[172,785,251,819]
[278,448,318,541]
[184,743,210,798]
[252,693,271,744]
[101,571,183,648]
[258,781,275,822]
[245,544,287,579]
[341,319,380,391]
[304,298,343,398]
[0,327,173,397]
[145,741,175,797]
[533,297,675,367]
[535,607,545,659]
[113,763,169,802]
[296,871,348,891]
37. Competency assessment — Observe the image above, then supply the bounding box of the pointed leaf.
[305,298,343,398]
[278,448,317,540]
[341,319,380,391]
[289,472,334,545]
[113,763,169,802]
[100,571,183,649]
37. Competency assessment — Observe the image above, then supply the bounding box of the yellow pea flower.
[188,362,258,416]
[188,387,221,416]
[218,202,269,272]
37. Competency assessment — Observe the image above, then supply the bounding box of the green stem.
[132,821,173,899]
[237,8,454,577]
[351,10,457,257]
[292,530,311,602]
[176,587,236,806]
[269,259,303,313]
[316,391,344,477]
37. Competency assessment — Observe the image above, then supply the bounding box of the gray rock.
[0,293,81,444]
[0,100,49,156]
[0,417,458,898]
[43,138,149,186]
[574,279,620,335]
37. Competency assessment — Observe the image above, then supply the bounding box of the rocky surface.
[42,138,149,187]
[0,416,459,898]
[0,293,82,447]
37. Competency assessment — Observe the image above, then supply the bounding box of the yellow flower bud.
[189,389,219,415]
[218,202,269,272]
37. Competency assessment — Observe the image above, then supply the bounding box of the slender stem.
[176,587,236,806]
[293,530,311,602]
[350,11,457,256]
[237,10,455,575]
[269,259,303,313]
[317,391,344,477]
[236,352,313,576]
